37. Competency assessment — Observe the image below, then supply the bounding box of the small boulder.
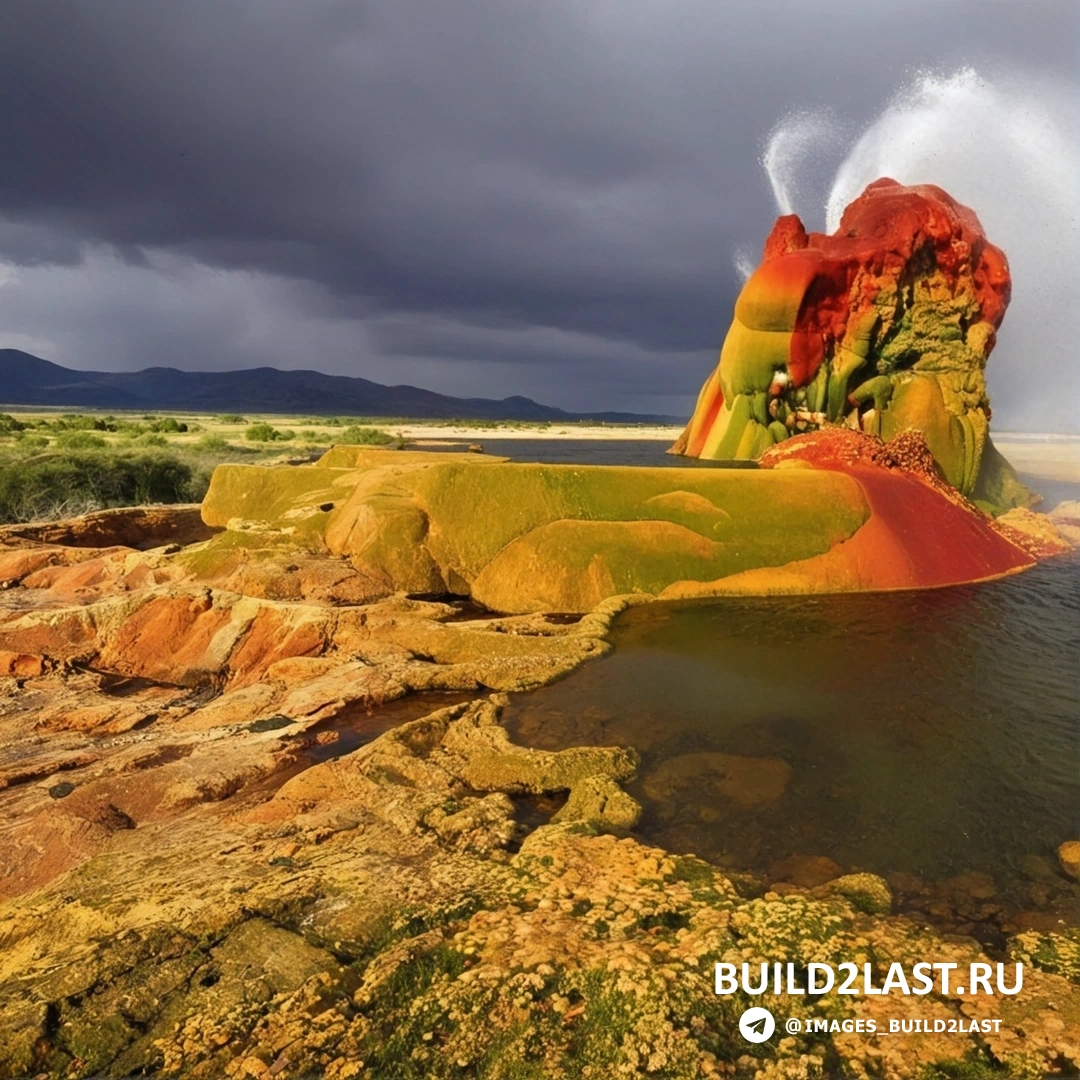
[823,873,892,916]
[1058,841,1080,881]
[0,651,45,679]
[644,751,791,808]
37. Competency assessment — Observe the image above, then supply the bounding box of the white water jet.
[731,244,755,285]
[761,67,1080,433]
[761,108,846,221]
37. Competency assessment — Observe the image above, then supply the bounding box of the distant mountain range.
[0,350,683,424]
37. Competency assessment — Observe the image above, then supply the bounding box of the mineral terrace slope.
[197,438,1052,614]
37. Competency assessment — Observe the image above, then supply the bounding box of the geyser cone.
[673,178,1030,514]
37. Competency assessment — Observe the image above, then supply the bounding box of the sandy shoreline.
[991,433,1080,483]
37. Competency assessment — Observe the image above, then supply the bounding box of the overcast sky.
[0,0,1076,424]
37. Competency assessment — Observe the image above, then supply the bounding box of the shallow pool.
[503,554,1080,945]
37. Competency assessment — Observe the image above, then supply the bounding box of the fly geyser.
[672,178,1029,513]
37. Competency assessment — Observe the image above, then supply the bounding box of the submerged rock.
[768,853,843,889]
[643,751,793,808]
[1019,854,1059,882]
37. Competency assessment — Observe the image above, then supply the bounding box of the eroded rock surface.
[1,689,1077,1079]
[1,484,1077,1077]
[0,503,218,549]
[0,512,634,907]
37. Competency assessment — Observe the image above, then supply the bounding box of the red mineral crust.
[754,178,1010,393]
[784,177,1011,369]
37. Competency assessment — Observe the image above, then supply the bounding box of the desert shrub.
[0,449,198,523]
[216,414,246,424]
[245,423,294,442]
[55,431,108,450]
[148,417,187,433]
[196,433,231,452]
[340,425,394,445]
[112,419,147,435]
[15,434,49,450]
[189,463,215,499]
[245,423,276,442]
[0,414,25,434]
[132,432,169,447]
[58,414,114,431]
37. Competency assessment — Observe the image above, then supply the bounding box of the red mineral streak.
[759,429,1035,589]
[686,384,725,457]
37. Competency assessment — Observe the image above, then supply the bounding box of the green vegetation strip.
[0,411,397,523]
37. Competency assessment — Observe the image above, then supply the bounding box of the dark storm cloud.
[0,0,1076,415]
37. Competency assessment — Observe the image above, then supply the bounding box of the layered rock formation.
[672,179,1030,512]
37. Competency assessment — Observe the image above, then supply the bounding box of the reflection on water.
[504,555,1080,942]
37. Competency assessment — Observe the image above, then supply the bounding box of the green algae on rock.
[193,439,1061,612]
[551,774,642,833]
[200,450,870,612]
[820,873,894,917]
[1010,928,1080,985]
